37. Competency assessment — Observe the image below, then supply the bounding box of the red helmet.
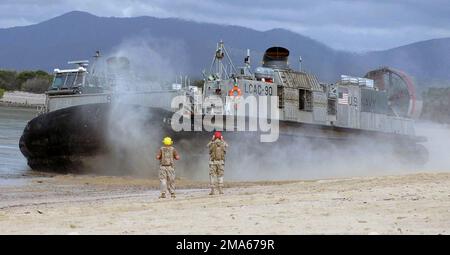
[214,131,222,139]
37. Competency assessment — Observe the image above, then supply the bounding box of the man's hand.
[174,155,180,160]
[156,150,161,160]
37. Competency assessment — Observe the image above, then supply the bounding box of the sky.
[1,0,450,52]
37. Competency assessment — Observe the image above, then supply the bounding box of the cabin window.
[328,98,337,115]
[51,72,84,89]
[299,89,312,111]
[52,75,65,89]
[277,85,284,108]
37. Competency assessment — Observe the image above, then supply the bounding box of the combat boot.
[159,193,166,199]
[209,188,215,195]
[218,187,224,195]
[171,193,176,199]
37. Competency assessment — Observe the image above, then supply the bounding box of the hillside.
[0,11,449,84]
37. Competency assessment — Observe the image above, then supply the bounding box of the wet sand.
[0,172,449,234]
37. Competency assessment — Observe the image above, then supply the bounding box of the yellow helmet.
[162,136,173,146]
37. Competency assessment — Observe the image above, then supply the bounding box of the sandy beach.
[0,172,449,234]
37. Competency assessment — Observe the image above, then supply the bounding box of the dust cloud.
[215,120,450,181]
[416,122,450,171]
[221,134,408,181]
[84,37,188,177]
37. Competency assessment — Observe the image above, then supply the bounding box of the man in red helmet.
[207,131,228,195]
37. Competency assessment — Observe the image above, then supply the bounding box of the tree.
[35,70,49,76]
[0,70,18,90]
[0,70,53,92]
[21,77,51,93]
[15,71,38,90]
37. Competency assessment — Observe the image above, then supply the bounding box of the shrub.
[0,69,52,93]
[21,77,51,93]
[0,70,18,90]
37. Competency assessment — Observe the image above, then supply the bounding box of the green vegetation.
[421,87,450,123]
[0,70,52,93]
[0,88,4,99]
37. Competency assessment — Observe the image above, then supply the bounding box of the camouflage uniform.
[157,146,179,198]
[207,139,228,195]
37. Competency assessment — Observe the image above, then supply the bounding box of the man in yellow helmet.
[156,136,180,198]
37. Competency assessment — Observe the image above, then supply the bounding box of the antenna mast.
[209,40,237,80]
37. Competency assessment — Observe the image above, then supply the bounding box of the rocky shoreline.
[0,91,45,109]
[0,101,42,109]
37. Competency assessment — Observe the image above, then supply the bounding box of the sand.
[0,172,449,234]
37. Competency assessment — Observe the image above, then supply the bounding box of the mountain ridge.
[0,11,449,84]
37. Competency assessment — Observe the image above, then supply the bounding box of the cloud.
[1,0,449,51]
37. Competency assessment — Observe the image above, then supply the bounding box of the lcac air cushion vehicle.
[19,43,428,173]
[167,42,428,167]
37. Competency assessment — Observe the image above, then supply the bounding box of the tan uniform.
[157,146,179,197]
[207,139,228,194]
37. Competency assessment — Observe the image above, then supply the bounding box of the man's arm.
[173,149,180,160]
[156,149,162,160]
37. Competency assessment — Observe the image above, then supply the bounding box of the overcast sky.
[1,0,449,52]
